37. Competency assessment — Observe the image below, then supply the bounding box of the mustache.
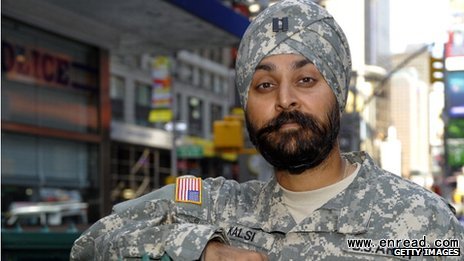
[256,110,323,136]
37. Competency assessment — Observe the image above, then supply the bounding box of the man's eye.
[256,82,273,89]
[300,77,315,83]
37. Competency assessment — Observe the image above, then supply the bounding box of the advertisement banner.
[150,56,172,122]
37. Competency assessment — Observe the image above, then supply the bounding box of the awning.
[2,0,250,56]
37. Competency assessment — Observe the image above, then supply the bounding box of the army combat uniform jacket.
[71,152,464,260]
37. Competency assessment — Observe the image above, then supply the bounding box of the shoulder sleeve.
[202,176,263,222]
[436,214,464,260]
[112,183,175,213]
[70,180,230,261]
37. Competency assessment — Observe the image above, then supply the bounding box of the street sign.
[177,145,203,158]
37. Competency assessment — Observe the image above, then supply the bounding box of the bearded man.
[71,0,463,260]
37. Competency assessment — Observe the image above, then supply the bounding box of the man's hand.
[203,241,268,261]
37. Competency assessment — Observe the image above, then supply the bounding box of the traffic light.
[213,115,244,150]
[429,55,445,84]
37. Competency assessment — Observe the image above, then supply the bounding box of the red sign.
[445,30,464,58]
[2,40,72,87]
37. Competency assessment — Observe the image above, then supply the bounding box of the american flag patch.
[175,177,202,204]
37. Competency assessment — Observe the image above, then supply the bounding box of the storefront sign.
[110,122,172,150]
[181,136,215,157]
[149,109,173,122]
[1,40,97,90]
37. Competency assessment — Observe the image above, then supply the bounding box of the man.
[71,0,464,260]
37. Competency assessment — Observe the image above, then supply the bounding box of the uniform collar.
[294,151,378,234]
[332,152,377,234]
[238,175,297,233]
[241,151,378,235]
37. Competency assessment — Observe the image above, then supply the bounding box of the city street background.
[1,0,464,259]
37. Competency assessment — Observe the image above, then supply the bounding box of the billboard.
[446,118,464,168]
[447,138,464,168]
[446,71,464,118]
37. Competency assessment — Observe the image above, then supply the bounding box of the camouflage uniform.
[70,152,463,260]
[71,1,463,260]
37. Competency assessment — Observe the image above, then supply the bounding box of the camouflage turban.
[235,0,352,113]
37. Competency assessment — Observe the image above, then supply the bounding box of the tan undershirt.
[278,162,361,224]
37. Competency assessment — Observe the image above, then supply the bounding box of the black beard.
[246,104,340,174]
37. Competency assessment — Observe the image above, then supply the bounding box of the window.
[110,75,125,121]
[213,75,221,94]
[110,75,125,99]
[135,82,152,126]
[192,67,200,87]
[178,62,192,83]
[222,77,229,96]
[1,132,97,187]
[136,82,151,107]
[176,93,182,121]
[210,103,223,131]
[109,143,171,204]
[201,70,212,90]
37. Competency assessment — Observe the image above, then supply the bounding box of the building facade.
[1,15,111,222]
[2,0,248,221]
[108,49,238,205]
[390,51,435,181]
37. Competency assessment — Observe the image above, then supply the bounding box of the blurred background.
[1,0,464,259]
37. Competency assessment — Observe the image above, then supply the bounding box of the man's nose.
[275,83,299,111]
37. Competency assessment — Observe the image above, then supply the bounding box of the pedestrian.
[71,0,464,260]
